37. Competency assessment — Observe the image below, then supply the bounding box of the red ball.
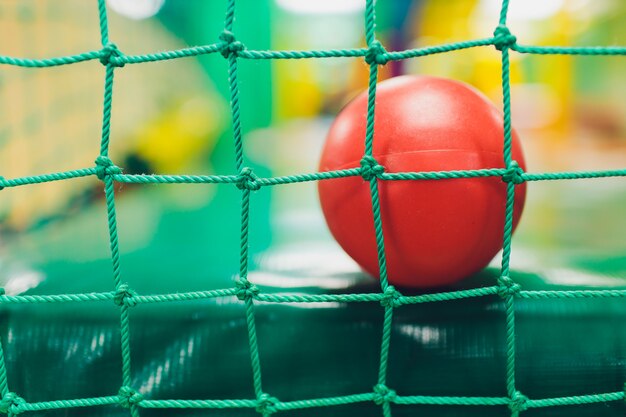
[318,76,526,288]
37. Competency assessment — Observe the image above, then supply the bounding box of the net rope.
[0,0,625,415]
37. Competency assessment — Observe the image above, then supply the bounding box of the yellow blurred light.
[479,0,564,20]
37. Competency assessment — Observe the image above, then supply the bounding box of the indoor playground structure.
[0,1,625,416]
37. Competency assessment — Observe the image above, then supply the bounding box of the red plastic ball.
[318,75,526,288]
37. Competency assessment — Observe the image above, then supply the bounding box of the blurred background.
[0,0,625,294]
[0,1,626,415]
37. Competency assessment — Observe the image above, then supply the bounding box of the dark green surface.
[3,280,626,417]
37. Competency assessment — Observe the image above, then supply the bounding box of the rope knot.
[100,43,125,67]
[497,276,521,298]
[235,280,260,301]
[114,284,138,307]
[236,167,261,191]
[502,160,525,184]
[219,30,245,58]
[493,25,517,51]
[365,41,388,65]
[118,386,143,408]
[380,286,402,308]
[0,392,25,414]
[509,391,528,413]
[95,156,122,180]
[256,393,278,415]
[373,384,396,405]
[360,156,384,181]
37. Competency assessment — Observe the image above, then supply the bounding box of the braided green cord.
[0,0,625,415]
[95,3,140,417]
[0,168,97,188]
[2,167,625,190]
[522,169,626,181]
[0,286,500,305]
[0,51,102,67]
[520,290,626,299]
[368,178,391,291]
[275,393,376,410]
[1,391,624,414]
[140,398,258,408]
[504,295,518,401]
[103,175,122,290]
[220,0,269,409]
[513,44,626,55]
[20,396,120,412]
[500,52,514,165]
[394,395,509,406]
[99,66,116,156]
[257,292,384,303]
[5,286,626,307]
[257,168,362,186]
[119,307,133,386]
[363,3,396,417]
[2,40,625,69]
[132,288,238,303]
[228,51,244,172]
[239,190,252,282]
[0,292,114,304]
[119,43,225,64]
[114,173,239,185]
[362,5,389,289]
[499,0,510,25]
[0,342,8,397]
[363,65,379,158]
[98,0,108,45]
[497,5,525,416]
[245,296,265,399]
[239,48,367,60]
[382,167,507,180]
[239,190,266,400]
[399,286,500,305]
[525,391,625,408]
[385,38,494,60]
[500,184,517,285]
[377,306,394,387]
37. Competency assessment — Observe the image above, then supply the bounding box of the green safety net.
[0,0,626,416]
